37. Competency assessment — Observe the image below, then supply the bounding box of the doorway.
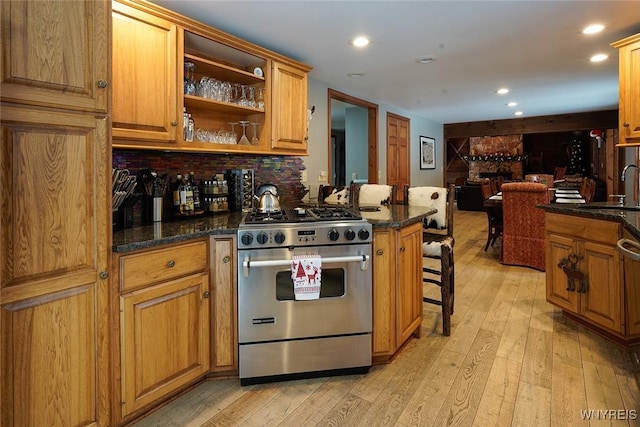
[328,89,378,185]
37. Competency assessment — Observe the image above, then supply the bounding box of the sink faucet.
[621,164,640,207]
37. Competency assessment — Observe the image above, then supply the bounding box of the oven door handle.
[242,255,370,277]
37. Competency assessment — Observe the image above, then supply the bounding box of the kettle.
[254,190,281,213]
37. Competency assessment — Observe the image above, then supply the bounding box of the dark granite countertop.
[112,204,438,253]
[540,202,640,240]
[113,212,244,253]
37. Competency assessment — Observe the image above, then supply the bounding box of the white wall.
[304,76,444,200]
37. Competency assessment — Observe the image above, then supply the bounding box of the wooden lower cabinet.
[113,239,211,422]
[372,222,423,362]
[120,273,210,417]
[209,235,238,373]
[545,213,634,342]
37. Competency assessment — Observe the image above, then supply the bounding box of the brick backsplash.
[113,149,307,225]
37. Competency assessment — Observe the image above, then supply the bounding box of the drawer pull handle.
[167,260,176,268]
[97,79,108,88]
[400,247,406,252]
[99,270,109,280]
[376,249,383,256]
[623,122,630,127]
[203,291,210,299]
[223,256,230,263]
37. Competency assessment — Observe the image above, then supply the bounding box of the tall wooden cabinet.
[0,1,111,425]
[612,33,640,146]
[372,222,423,362]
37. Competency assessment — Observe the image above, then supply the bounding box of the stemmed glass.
[228,122,238,144]
[237,120,251,145]
[251,122,260,145]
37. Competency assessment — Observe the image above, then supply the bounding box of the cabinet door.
[271,61,308,151]
[372,229,396,357]
[112,1,178,142]
[0,107,110,425]
[545,233,579,313]
[580,241,623,333]
[120,273,210,417]
[396,223,423,347]
[0,0,108,113]
[210,235,238,372]
[617,36,640,143]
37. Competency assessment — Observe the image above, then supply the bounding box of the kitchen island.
[110,203,436,423]
[540,202,640,346]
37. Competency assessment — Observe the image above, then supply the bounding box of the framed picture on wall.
[420,136,436,169]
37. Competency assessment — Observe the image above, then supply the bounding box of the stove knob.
[274,231,286,244]
[257,232,269,245]
[344,229,356,241]
[240,232,253,246]
[328,228,340,241]
[358,228,370,240]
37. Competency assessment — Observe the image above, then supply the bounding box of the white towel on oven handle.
[291,254,322,300]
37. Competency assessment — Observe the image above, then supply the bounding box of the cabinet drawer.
[120,241,207,291]
[546,213,620,245]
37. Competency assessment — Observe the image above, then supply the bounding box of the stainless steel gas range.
[237,206,373,385]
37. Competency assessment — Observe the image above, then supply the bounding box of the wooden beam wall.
[444,110,618,139]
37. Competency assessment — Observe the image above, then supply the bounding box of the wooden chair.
[404,184,455,336]
[580,178,596,203]
[351,183,396,205]
[480,179,494,199]
[553,166,567,181]
[501,182,550,271]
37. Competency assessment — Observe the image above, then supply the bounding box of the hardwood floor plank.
[550,356,588,426]
[473,356,521,426]
[431,329,501,426]
[397,349,467,426]
[583,360,628,423]
[511,381,552,427]
[520,327,553,389]
[276,376,361,426]
[315,392,372,426]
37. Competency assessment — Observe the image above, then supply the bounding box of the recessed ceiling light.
[583,24,605,35]
[351,36,370,48]
[496,88,509,95]
[416,56,437,64]
[514,111,523,116]
[347,73,366,78]
[590,53,609,62]
[507,102,518,107]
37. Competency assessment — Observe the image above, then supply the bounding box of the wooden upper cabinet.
[0,0,108,113]
[612,33,640,146]
[271,61,309,151]
[112,1,178,142]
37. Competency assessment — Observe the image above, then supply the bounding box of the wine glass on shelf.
[237,120,251,145]
[228,122,238,144]
[250,122,260,145]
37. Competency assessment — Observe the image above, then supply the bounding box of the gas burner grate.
[308,207,360,221]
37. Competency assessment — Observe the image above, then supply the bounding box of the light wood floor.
[133,209,639,427]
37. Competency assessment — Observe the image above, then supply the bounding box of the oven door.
[237,244,372,344]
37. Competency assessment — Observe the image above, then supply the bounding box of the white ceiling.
[152,0,640,124]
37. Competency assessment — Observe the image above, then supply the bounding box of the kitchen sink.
[579,202,640,211]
